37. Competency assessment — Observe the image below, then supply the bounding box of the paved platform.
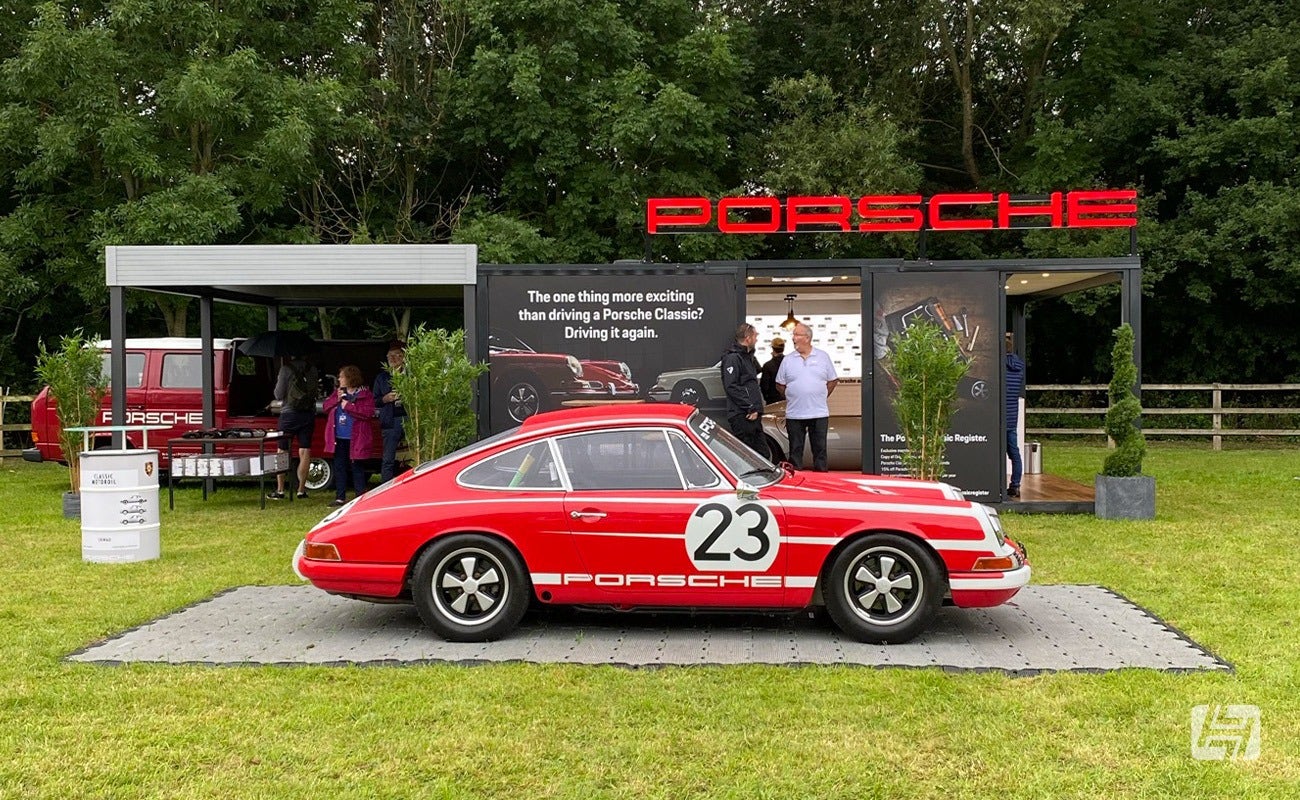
[67,584,1229,675]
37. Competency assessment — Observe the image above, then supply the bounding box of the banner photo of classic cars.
[486,274,738,432]
[871,271,1002,499]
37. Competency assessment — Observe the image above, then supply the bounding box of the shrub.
[35,331,109,493]
[1102,323,1146,476]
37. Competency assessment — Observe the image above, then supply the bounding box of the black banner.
[486,273,737,431]
[871,272,1001,499]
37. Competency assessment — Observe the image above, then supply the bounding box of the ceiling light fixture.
[780,294,799,331]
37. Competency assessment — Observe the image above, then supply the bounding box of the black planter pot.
[62,491,81,519]
[1094,475,1155,520]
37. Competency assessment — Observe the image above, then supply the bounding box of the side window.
[98,353,146,388]
[557,430,685,491]
[667,432,722,489]
[161,354,202,389]
[459,441,561,490]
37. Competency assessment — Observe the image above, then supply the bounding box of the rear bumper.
[22,448,43,463]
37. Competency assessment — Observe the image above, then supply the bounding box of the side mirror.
[736,480,759,500]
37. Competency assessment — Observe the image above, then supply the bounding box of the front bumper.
[22,448,42,463]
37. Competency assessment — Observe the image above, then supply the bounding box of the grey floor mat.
[67,584,1230,675]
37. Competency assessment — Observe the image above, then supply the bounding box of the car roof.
[517,403,693,433]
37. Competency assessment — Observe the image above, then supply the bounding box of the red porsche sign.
[646,190,1138,234]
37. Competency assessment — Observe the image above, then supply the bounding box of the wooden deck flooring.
[998,472,1094,514]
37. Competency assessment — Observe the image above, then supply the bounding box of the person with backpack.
[269,355,319,500]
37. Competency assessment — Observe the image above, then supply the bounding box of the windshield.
[686,411,781,487]
[488,330,534,353]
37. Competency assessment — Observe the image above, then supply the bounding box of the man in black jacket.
[720,323,768,458]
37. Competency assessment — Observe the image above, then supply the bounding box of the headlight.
[566,355,582,378]
[618,362,633,381]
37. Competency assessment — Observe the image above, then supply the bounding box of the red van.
[24,337,389,490]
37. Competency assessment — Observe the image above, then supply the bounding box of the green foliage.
[1103,323,1146,476]
[34,330,108,492]
[885,321,970,481]
[388,325,488,464]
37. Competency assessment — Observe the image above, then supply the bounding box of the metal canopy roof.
[106,244,477,306]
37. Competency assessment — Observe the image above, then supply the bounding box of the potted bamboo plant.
[35,331,109,518]
[885,321,970,481]
[1095,323,1155,519]
[388,325,488,465]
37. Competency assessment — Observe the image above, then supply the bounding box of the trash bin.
[1026,441,1042,474]
[79,448,160,562]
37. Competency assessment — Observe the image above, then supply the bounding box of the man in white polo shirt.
[775,323,838,471]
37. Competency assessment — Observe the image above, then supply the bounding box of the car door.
[558,427,786,606]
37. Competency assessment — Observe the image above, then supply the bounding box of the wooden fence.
[0,389,36,458]
[1027,383,1300,450]
[5,384,1299,458]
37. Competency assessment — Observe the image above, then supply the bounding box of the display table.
[167,431,290,510]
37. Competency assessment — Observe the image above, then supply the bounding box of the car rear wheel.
[670,379,705,406]
[411,534,530,642]
[495,374,544,423]
[823,533,943,644]
[305,457,332,492]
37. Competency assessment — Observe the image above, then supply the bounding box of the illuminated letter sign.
[646,190,1137,233]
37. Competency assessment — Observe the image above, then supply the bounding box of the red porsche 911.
[294,404,1029,644]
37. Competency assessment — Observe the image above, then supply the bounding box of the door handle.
[569,511,607,520]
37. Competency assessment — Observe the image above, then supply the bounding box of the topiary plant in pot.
[885,320,970,481]
[35,331,109,517]
[1095,323,1154,519]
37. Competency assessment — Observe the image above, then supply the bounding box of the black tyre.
[823,533,944,644]
[670,379,706,406]
[411,534,530,642]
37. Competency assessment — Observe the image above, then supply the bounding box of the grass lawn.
[1,445,1297,798]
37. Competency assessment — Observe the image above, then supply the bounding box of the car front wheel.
[823,533,943,644]
[411,534,530,642]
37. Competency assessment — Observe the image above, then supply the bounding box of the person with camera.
[324,364,377,506]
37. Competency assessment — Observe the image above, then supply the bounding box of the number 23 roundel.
[684,495,780,572]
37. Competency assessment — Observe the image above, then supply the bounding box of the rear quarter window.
[99,353,146,388]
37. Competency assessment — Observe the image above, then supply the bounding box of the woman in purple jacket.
[324,364,377,505]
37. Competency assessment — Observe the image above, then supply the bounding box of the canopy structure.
[104,244,479,435]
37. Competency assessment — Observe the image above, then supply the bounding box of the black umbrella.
[237,330,319,358]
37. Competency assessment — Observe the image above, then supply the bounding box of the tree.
[0,0,369,351]
[449,0,754,263]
